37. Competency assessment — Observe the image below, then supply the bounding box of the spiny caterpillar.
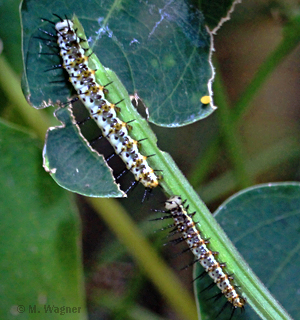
[160,196,246,317]
[43,15,160,193]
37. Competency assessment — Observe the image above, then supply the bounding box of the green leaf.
[21,0,215,127]
[43,107,123,197]
[0,119,87,320]
[20,0,241,195]
[194,183,297,320]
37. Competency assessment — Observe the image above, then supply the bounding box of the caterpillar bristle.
[39,15,161,198]
[65,15,71,27]
[180,259,199,271]
[169,246,192,259]
[41,17,56,25]
[201,280,218,293]
[142,187,154,202]
[62,97,79,106]
[124,180,139,195]
[216,300,244,320]
[146,154,156,159]
[52,13,64,22]
[163,229,179,241]
[34,36,56,43]
[76,116,91,126]
[49,79,67,84]
[179,247,192,255]
[153,196,247,318]
[166,233,184,243]
[44,64,63,72]
[215,292,227,303]
[192,270,207,282]
[158,224,176,232]
[216,301,230,319]
[38,28,56,37]
[42,43,59,49]
[229,308,236,320]
[114,99,124,106]
[105,153,115,162]
[104,81,113,87]
[116,168,129,181]
[39,52,60,56]
[89,135,103,145]
[149,213,171,221]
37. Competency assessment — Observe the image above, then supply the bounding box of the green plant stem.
[198,136,300,203]
[0,55,50,140]
[233,16,300,123]
[89,197,198,320]
[0,54,197,319]
[189,16,300,189]
[188,138,219,186]
[214,69,253,189]
[92,293,168,320]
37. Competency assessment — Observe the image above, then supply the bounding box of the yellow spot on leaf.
[200,96,210,104]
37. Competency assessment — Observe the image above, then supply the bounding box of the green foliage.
[21,0,215,126]
[0,120,86,320]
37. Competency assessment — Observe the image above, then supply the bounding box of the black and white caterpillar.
[158,196,246,317]
[42,15,160,192]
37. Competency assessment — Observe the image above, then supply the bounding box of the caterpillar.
[41,15,160,193]
[159,196,246,318]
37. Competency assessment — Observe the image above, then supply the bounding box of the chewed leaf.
[43,107,123,197]
[200,0,240,32]
[22,6,165,197]
[86,1,215,127]
[21,0,218,127]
